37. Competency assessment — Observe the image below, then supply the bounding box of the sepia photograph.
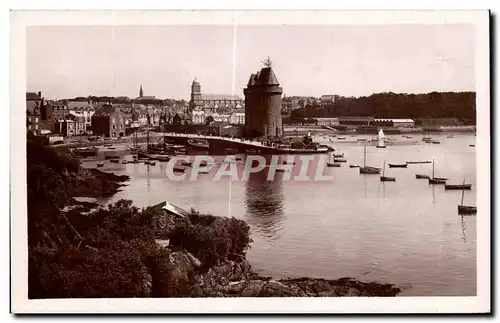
[10,10,490,313]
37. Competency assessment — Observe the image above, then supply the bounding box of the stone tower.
[244,60,283,138]
[190,78,202,110]
[139,85,143,98]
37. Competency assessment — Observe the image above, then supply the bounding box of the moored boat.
[333,158,347,163]
[359,145,381,174]
[458,178,477,215]
[121,160,128,164]
[407,161,432,164]
[187,138,210,149]
[428,159,447,185]
[388,163,408,168]
[380,161,396,182]
[109,158,120,163]
[376,129,386,148]
[349,165,359,168]
[96,162,104,167]
[333,153,344,158]
[415,174,430,179]
[458,205,477,215]
[445,184,472,190]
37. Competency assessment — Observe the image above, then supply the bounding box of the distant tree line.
[284,92,476,124]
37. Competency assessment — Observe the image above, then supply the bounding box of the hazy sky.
[27,24,475,100]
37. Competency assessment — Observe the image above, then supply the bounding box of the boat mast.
[432,159,435,178]
[364,145,366,167]
[461,178,466,206]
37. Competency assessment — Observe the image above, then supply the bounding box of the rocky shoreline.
[27,140,402,298]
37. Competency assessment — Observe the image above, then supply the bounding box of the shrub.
[169,214,252,269]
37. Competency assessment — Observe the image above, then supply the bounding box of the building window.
[35,124,39,129]
[35,117,38,122]
[112,125,116,129]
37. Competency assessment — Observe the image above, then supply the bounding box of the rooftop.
[93,105,118,117]
[201,94,243,101]
[26,92,41,101]
[246,66,280,87]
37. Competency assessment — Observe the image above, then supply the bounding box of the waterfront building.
[337,116,374,126]
[244,58,283,137]
[189,78,243,113]
[55,115,86,137]
[69,109,95,132]
[91,104,126,138]
[316,117,340,126]
[374,118,415,128]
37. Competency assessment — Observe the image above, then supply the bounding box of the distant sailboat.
[380,160,396,182]
[428,159,447,185]
[359,145,381,174]
[458,178,477,215]
[376,129,386,148]
[326,151,338,167]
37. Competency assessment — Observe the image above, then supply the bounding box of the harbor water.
[83,133,477,296]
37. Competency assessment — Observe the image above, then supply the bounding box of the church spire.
[139,84,143,97]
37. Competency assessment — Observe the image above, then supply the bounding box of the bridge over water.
[163,133,329,155]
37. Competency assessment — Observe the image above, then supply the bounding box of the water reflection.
[460,215,467,243]
[244,167,285,241]
[432,185,436,204]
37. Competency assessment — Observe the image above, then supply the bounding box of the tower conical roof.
[255,67,279,86]
[247,74,257,86]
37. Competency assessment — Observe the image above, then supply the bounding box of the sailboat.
[458,178,477,215]
[380,161,396,182]
[359,145,381,174]
[428,159,447,185]
[326,151,340,167]
[376,129,386,148]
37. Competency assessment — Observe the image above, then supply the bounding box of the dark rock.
[240,280,266,297]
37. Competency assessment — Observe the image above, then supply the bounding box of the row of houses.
[314,117,416,128]
[191,108,245,125]
[26,91,247,138]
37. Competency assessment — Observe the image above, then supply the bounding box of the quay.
[163,133,329,155]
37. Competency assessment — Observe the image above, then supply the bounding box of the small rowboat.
[407,161,432,164]
[121,160,128,164]
[326,162,341,167]
[388,163,407,168]
[457,178,477,215]
[97,162,104,167]
[469,144,475,147]
[359,166,380,174]
[333,158,347,163]
[333,153,344,158]
[429,178,447,185]
[349,165,359,168]
[415,174,430,179]
[458,205,477,215]
[380,176,396,182]
[445,184,472,190]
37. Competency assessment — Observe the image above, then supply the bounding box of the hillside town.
[26,75,476,145]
